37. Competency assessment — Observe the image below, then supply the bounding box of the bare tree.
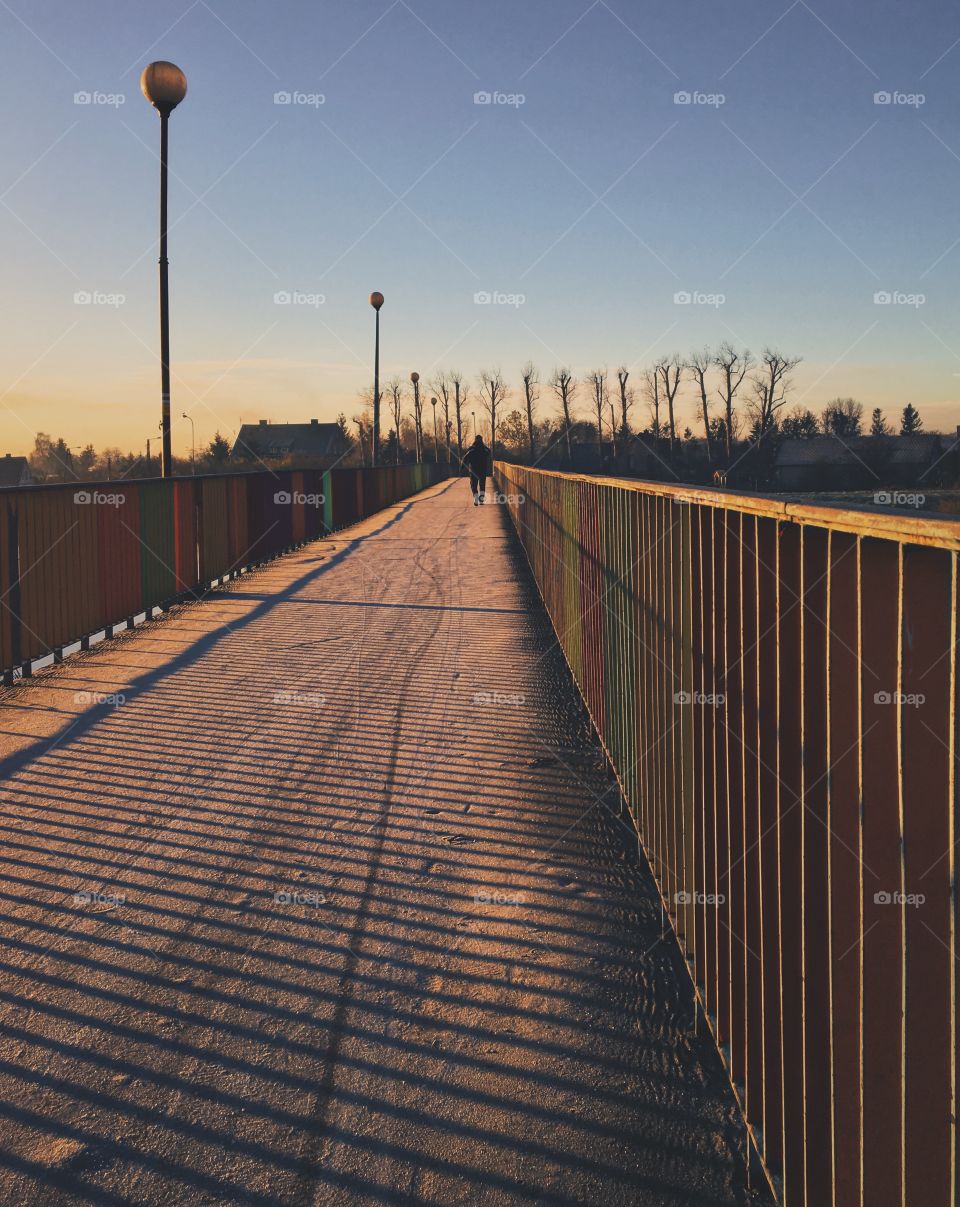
[386,376,404,463]
[521,362,539,461]
[749,348,802,439]
[822,396,864,437]
[615,365,633,451]
[478,370,508,451]
[685,347,714,465]
[587,369,608,451]
[450,370,467,460]
[657,355,683,461]
[431,372,453,463]
[714,342,754,463]
[550,368,577,464]
[642,360,665,446]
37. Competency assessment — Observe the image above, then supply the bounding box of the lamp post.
[141,61,188,479]
[369,292,384,466]
[182,412,195,473]
[430,397,439,463]
[410,371,421,464]
[471,410,476,439]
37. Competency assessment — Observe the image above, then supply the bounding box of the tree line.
[350,348,931,473]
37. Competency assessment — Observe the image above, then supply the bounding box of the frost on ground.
[0,479,770,1206]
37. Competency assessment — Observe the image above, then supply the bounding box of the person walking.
[461,435,492,505]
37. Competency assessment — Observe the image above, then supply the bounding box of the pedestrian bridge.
[0,465,956,1207]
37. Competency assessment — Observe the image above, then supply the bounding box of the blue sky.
[2,0,960,454]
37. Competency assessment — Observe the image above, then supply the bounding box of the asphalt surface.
[0,478,769,1207]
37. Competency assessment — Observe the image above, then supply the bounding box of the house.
[231,419,345,465]
[774,434,951,492]
[0,455,33,487]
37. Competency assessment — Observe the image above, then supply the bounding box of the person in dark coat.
[461,435,492,505]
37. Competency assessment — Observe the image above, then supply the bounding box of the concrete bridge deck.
[0,478,764,1207]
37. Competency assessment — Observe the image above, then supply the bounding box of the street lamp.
[471,410,476,439]
[141,60,188,479]
[182,412,195,473]
[369,291,384,466]
[431,397,440,463]
[410,371,421,464]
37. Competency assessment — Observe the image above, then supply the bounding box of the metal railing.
[496,461,960,1207]
[0,463,446,678]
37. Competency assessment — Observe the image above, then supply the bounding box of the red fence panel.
[495,461,960,1207]
[1,463,447,677]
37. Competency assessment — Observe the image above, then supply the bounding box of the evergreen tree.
[900,403,923,434]
[870,408,891,437]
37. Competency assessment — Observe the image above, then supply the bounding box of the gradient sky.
[3,0,960,457]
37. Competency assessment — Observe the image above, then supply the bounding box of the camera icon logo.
[474,90,492,105]
[274,290,292,305]
[274,491,292,505]
[474,290,492,304]
[73,490,91,504]
[674,90,692,104]
[673,290,692,305]
[874,91,892,105]
[274,91,292,105]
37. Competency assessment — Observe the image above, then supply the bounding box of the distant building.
[775,434,952,492]
[0,455,33,487]
[231,419,344,465]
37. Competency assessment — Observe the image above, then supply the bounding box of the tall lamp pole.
[369,292,384,466]
[430,397,439,463]
[141,61,188,478]
[410,371,421,464]
[182,412,195,473]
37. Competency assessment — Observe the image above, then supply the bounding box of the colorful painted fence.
[0,463,445,675]
[496,461,960,1207]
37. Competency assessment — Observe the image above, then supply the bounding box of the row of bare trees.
[357,346,802,468]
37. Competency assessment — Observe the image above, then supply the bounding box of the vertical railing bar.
[897,543,907,1207]
[826,530,836,1207]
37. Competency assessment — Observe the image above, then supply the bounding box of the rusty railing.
[0,463,446,679]
[496,460,959,1207]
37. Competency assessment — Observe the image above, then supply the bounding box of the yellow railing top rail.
[494,461,960,552]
